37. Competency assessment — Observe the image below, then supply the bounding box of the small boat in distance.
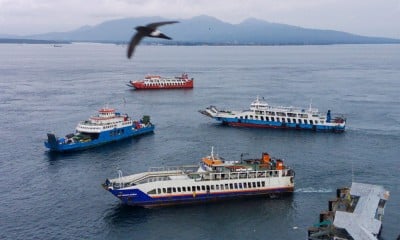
[200,97,346,132]
[44,107,154,152]
[128,73,194,90]
[102,148,295,207]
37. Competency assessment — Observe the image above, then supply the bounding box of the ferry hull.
[222,119,345,132]
[129,81,193,90]
[45,125,154,152]
[108,186,294,207]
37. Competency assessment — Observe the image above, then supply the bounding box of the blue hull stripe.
[215,118,344,132]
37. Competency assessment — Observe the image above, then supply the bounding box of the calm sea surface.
[0,43,399,239]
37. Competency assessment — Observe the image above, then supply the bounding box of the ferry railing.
[193,168,294,182]
[148,165,198,173]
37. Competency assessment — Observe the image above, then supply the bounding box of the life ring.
[193,192,196,198]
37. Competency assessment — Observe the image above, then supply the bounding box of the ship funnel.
[327,110,331,123]
[262,152,271,164]
[46,133,59,149]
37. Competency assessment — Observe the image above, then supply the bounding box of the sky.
[1,0,399,39]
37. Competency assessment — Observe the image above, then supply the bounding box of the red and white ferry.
[128,73,194,90]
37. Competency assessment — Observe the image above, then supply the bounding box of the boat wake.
[295,187,333,193]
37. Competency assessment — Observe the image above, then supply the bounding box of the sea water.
[0,43,399,239]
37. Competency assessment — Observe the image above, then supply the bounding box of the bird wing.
[146,21,179,30]
[127,32,144,59]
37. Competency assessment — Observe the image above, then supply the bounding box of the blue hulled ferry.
[45,108,154,152]
[102,148,294,207]
[200,97,346,132]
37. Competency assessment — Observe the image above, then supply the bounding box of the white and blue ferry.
[103,148,295,207]
[200,97,346,132]
[44,107,154,152]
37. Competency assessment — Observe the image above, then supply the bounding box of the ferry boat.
[102,148,295,207]
[128,73,194,90]
[44,108,155,152]
[200,97,346,132]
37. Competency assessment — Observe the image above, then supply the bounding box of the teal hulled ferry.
[45,108,154,152]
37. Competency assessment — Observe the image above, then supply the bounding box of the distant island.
[1,15,399,45]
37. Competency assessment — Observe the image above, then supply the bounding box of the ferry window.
[192,186,196,192]
[243,182,247,188]
[233,183,237,189]
[147,189,156,194]
[240,116,243,119]
[261,116,264,121]
[216,185,219,190]
[239,183,243,189]
[177,187,181,192]
[298,119,302,124]
[315,120,318,124]
[262,182,265,187]
[220,184,224,190]
[201,186,205,191]
[173,187,176,193]
[287,118,291,123]
[163,188,166,193]
[248,182,252,188]
[250,115,253,119]
[182,187,186,192]
[245,115,248,119]
[211,185,214,190]
[310,120,313,124]
[271,117,275,121]
[225,184,229,189]
[304,120,308,124]
[230,183,233,189]
[277,117,280,122]
[197,186,201,191]
[157,188,161,194]
[206,185,210,191]
[266,117,269,121]
[293,119,296,123]
[167,187,172,193]
[255,116,258,119]
[252,182,256,188]
[321,121,324,124]
[257,182,261,187]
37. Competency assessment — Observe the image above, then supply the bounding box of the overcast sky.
[1,0,399,38]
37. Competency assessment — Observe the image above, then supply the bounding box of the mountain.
[12,15,400,45]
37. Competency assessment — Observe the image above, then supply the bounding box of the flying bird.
[127,21,179,59]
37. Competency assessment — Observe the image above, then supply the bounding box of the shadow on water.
[103,194,295,227]
[103,204,153,226]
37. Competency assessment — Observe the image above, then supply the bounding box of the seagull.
[127,21,179,59]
